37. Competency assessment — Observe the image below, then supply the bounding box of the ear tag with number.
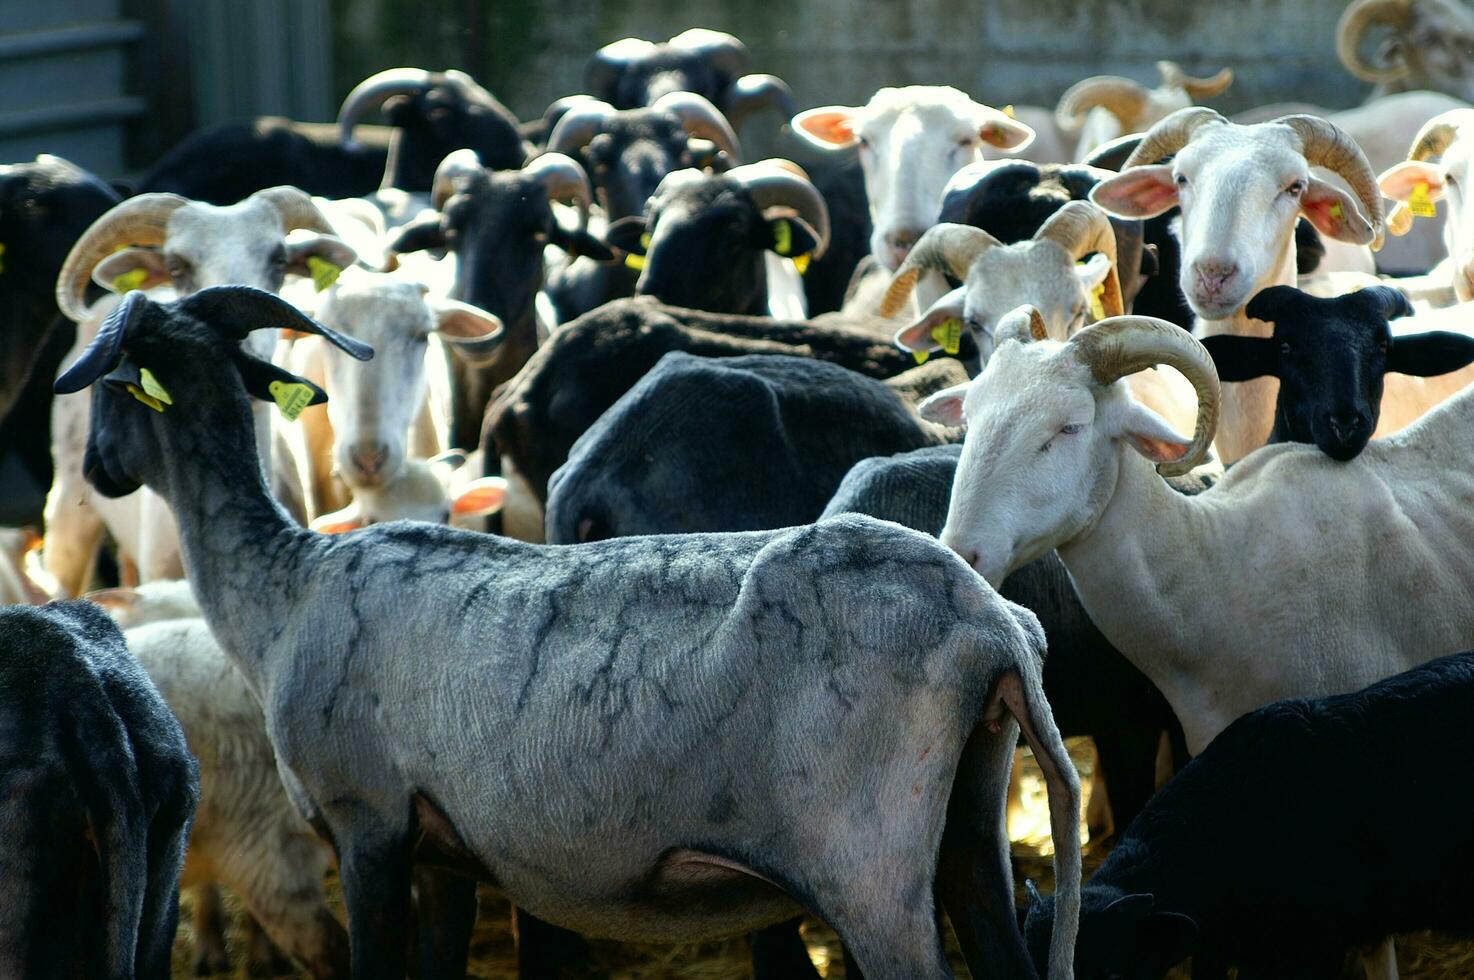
[772,218,794,256]
[126,384,165,412]
[113,268,148,294]
[1409,181,1437,218]
[306,255,342,292]
[138,367,172,406]
[268,380,315,422]
[931,317,962,355]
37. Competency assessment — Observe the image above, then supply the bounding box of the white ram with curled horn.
[1055,61,1234,162]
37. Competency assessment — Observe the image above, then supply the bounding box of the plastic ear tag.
[1328,201,1344,222]
[772,218,793,256]
[306,255,342,293]
[113,268,148,294]
[640,232,651,250]
[793,252,812,275]
[931,317,962,355]
[1408,181,1436,218]
[912,348,930,365]
[138,367,172,406]
[126,384,165,412]
[1001,105,1015,118]
[624,252,645,270]
[267,380,315,422]
[1090,282,1107,319]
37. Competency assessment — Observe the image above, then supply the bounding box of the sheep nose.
[1327,412,1367,443]
[1192,260,1239,295]
[885,227,923,260]
[349,442,389,481]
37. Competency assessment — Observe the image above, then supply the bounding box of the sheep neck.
[1194,237,1297,465]
[148,395,319,691]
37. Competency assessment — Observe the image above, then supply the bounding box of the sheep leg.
[937,727,1035,979]
[190,883,231,976]
[1093,727,1165,837]
[242,911,294,977]
[41,490,104,597]
[512,906,592,978]
[137,783,194,980]
[819,894,952,980]
[748,918,821,980]
[412,867,477,980]
[335,822,412,980]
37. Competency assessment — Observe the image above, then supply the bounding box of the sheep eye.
[1061,423,1084,435]
[1175,174,1189,187]
[1285,180,1305,196]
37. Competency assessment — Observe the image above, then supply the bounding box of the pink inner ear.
[453,479,507,517]
[314,519,364,535]
[1128,433,1189,463]
[796,110,856,145]
[897,321,935,351]
[1091,168,1178,218]
[1379,162,1445,202]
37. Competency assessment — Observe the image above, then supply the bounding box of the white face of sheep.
[1090,123,1374,320]
[793,87,1034,270]
[919,329,1192,587]
[1380,121,1474,300]
[315,272,503,489]
[899,244,1112,361]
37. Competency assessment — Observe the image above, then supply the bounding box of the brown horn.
[879,223,1000,318]
[1069,315,1220,476]
[337,68,434,147]
[728,159,831,258]
[724,74,798,131]
[525,152,594,230]
[546,99,619,156]
[251,186,335,235]
[1157,61,1234,100]
[1276,114,1385,248]
[1034,201,1124,318]
[651,91,742,160]
[1055,75,1150,132]
[54,193,188,323]
[431,149,487,212]
[667,28,752,81]
[1385,113,1465,235]
[1122,106,1227,168]
[1336,0,1413,83]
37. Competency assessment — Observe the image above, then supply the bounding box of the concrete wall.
[332,0,1375,126]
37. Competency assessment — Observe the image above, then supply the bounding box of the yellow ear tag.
[1001,105,1015,118]
[113,268,148,294]
[138,367,172,406]
[1090,282,1107,319]
[772,218,793,256]
[1408,181,1437,218]
[624,252,645,270]
[306,255,342,293]
[912,348,930,365]
[793,252,812,275]
[126,384,165,412]
[1328,201,1344,221]
[267,380,315,422]
[640,232,651,249]
[931,317,962,355]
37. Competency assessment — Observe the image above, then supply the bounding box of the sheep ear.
[917,382,970,426]
[977,111,1034,152]
[311,515,366,535]
[1089,166,1179,219]
[233,353,328,420]
[387,213,447,257]
[767,216,819,258]
[93,248,170,295]
[791,106,859,149]
[1387,332,1474,378]
[452,477,508,517]
[287,236,358,285]
[1199,334,1279,382]
[1119,401,1192,463]
[1378,160,1446,205]
[1300,178,1374,245]
[895,288,966,357]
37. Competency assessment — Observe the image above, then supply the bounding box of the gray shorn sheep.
[0,599,198,979]
[57,285,1082,980]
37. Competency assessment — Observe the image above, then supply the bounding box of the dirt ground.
[169,739,1473,979]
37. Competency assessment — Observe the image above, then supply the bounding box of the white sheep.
[1055,61,1233,162]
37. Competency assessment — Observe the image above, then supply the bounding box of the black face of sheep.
[1202,285,1474,460]
[1022,885,1197,980]
[336,69,528,189]
[0,155,119,418]
[54,288,371,500]
[604,162,827,316]
[548,93,741,223]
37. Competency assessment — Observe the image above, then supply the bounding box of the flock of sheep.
[6,0,1474,977]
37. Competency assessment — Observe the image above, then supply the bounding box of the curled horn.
[53,291,149,393]
[1055,75,1150,132]
[1034,201,1124,319]
[250,186,335,235]
[724,74,798,131]
[1156,61,1234,100]
[55,193,188,323]
[1276,114,1385,247]
[546,99,619,156]
[728,159,830,258]
[337,67,434,147]
[431,149,487,212]
[1385,112,1464,235]
[1122,106,1227,168]
[1069,315,1220,476]
[1336,0,1413,83]
[585,37,658,105]
[525,152,594,230]
[668,28,752,81]
[879,224,1001,318]
[178,285,374,360]
[652,92,742,159]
